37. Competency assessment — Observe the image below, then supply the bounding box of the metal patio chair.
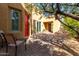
[0,31,27,56]
[0,31,8,55]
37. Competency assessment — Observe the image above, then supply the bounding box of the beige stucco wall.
[32,13,61,33]
[53,19,61,33]
[0,3,9,32]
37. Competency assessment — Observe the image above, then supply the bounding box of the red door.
[24,15,29,37]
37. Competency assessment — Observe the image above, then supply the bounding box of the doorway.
[44,22,52,32]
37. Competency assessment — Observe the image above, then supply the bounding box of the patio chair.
[0,31,8,56]
[0,31,27,56]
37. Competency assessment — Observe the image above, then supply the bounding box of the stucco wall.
[0,3,26,37]
[53,20,61,33]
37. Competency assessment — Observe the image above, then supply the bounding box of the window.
[33,20,36,32]
[37,22,41,32]
[10,9,20,31]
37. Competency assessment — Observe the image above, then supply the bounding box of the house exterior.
[0,3,30,38]
[32,12,61,33]
[0,3,61,38]
[32,14,53,33]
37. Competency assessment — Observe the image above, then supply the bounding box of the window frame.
[9,8,21,32]
[37,21,41,32]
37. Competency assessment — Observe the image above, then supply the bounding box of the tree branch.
[41,3,79,21]
[55,14,79,35]
[41,4,54,14]
[59,11,79,21]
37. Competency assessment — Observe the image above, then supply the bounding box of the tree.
[34,3,79,20]
[34,3,79,37]
[24,3,42,14]
[63,17,79,37]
